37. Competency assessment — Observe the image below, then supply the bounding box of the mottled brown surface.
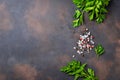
[0,2,13,33]
[0,0,119,80]
[13,64,37,80]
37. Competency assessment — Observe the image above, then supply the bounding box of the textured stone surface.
[0,0,119,80]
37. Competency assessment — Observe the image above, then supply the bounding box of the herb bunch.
[72,0,110,28]
[60,60,98,80]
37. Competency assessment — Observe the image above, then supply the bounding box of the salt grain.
[72,55,75,58]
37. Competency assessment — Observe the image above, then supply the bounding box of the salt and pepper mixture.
[73,28,95,57]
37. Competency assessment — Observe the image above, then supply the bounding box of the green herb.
[60,60,98,80]
[94,44,105,57]
[72,0,110,27]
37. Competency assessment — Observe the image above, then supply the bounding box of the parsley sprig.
[60,60,98,80]
[72,0,110,28]
[95,44,105,57]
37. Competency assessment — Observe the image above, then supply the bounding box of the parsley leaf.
[87,68,94,76]
[95,44,105,56]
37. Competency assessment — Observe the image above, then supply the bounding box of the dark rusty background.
[0,0,120,80]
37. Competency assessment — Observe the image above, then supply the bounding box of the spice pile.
[73,28,95,57]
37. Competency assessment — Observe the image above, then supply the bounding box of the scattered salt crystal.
[84,35,88,38]
[79,46,82,49]
[80,51,83,54]
[77,50,80,54]
[87,32,91,35]
[85,28,88,31]
[73,47,76,49]
[90,47,92,50]
[72,55,75,58]
[78,44,82,48]
[91,40,94,44]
